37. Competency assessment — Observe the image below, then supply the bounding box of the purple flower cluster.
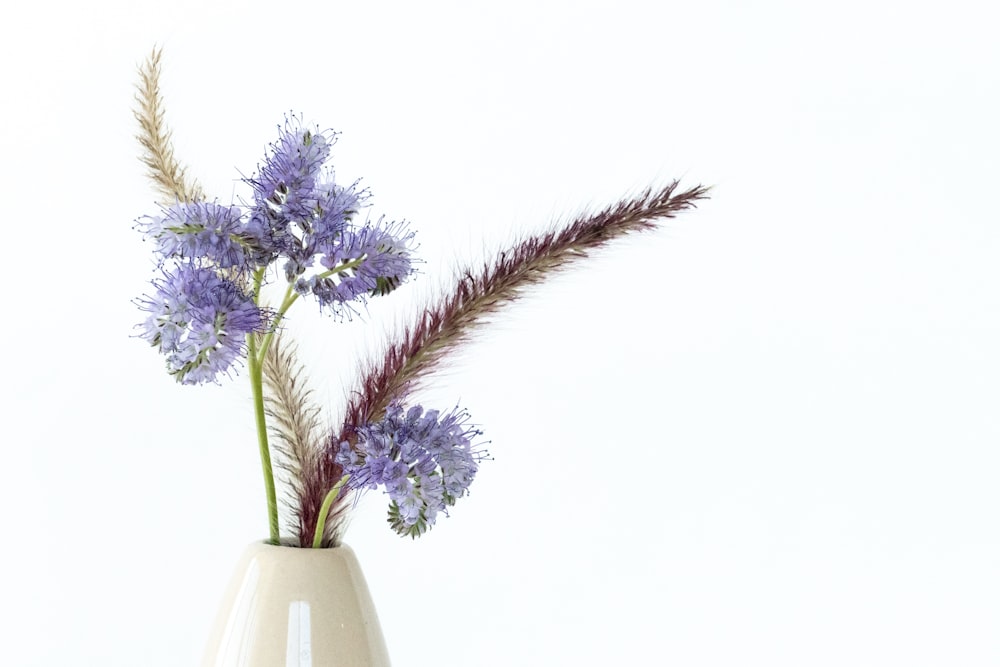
[296,218,415,308]
[243,116,415,299]
[336,404,487,538]
[136,116,416,383]
[137,202,251,269]
[138,266,264,384]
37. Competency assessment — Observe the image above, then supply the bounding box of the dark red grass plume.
[299,181,710,545]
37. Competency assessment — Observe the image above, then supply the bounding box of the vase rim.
[257,538,349,549]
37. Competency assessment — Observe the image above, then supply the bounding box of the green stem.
[248,338,280,544]
[254,257,367,367]
[255,282,296,366]
[251,266,265,300]
[246,258,364,546]
[312,474,351,548]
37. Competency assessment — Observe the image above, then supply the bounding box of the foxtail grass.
[300,182,710,543]
[261,334,333,544]
[133,48,204,204]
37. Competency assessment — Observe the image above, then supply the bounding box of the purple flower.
[279,178,368,283]
[137,266,266,384]
[242,117,415,310]
[295,218,416,312]
[335,404,487,538]
[138,202,257,269]
[248,116,332,227]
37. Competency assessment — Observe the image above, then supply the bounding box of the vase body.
[201,542,391,667]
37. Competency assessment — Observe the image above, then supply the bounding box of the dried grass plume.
[133,47,205,204]
[262,334,350,546]
[300,181,710,542]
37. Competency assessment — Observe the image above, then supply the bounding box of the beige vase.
[201,541,391,667]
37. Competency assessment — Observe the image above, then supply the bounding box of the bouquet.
[133,48,709,549]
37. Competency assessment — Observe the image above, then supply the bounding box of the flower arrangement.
[133,49,709,549]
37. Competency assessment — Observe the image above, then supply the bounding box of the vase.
[201,541,391,667]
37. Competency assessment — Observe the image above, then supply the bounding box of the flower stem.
[254,257,367,366]
[247,259,364,545]
[247,338,280,544]
[312,474,351,548]
[247,268,280,544]
[255,282,296,366]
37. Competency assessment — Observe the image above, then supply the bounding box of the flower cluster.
[136,116,416,384]
[138,265,265,384]
[336,404,487,538]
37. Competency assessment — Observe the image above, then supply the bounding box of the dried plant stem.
[343,181,709,435]
[133,47,205,204]
[301,181,709,542]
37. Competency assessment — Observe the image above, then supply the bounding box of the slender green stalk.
[248,333,281,544]
[246,259,363,545]
[251,266,266,297]
[247,266,280,544]
[255,257,366,366]
[312,474,351,548]
[256,283,296,367]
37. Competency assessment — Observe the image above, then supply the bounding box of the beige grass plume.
[133,48,205,204]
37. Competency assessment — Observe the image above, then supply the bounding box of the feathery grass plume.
[261,333,349,546]
[302,180,710,541]
[133,47,205,204]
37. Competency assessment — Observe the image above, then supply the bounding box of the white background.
[1,1,998,665]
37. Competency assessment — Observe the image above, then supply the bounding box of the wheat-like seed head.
[133,47,204,204]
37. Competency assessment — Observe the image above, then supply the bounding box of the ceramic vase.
[201,541,391,667]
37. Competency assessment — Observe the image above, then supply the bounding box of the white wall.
[1,1,998,664]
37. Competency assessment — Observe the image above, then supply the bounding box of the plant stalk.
[248,268,281,545]
[256,257,366,366]
[312,475,351,548]
[246,257,365,545]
